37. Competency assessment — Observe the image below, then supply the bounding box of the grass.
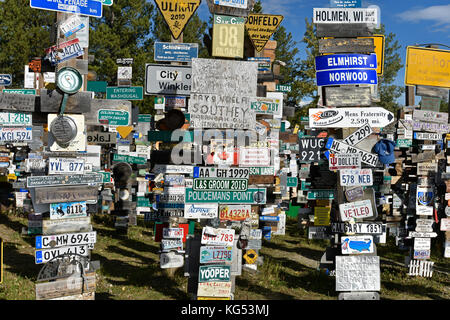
[0,211,449,300]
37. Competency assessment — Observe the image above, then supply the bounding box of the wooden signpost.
[319,38,374,54]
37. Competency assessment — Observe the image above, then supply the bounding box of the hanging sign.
[313,8,378,24]
[340,169,373,186]
[212,15,245,59]
[245,13,284,52]
[310,108,393,128]
[154,0,201,40]
[30,0,102,18]
[341,235,374,254]
[339,199,374,222]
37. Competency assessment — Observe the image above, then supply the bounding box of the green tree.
[0,0,54,87]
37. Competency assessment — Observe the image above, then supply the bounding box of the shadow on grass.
[235,276,298,300]
[381,280,448,300]
[262,240,324,262]
[3,242,40,280]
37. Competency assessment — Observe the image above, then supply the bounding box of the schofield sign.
[245,13,284,52]
[145,64,191,96]
[310,108,393,128]
[154,42,198,63]
[30,0,102,18]
[313,8,378,24]
[340,169,373,186]
[339,199,374,222]
[298,138,325,162]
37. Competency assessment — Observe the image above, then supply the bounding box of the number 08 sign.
[212,15,245,58]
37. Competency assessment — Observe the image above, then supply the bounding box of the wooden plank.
[0,92,36,112]
[249,175,275,185]
[35,186,99,204]
[42,217,92,235]
[35,274,96,300]
[316,24,373,38]
[39,89,91,113]
[279,132,298,143]
[49,292,95,300]
[411,151,440,163]
[324,86,371,107]
[319,38,374,54]
[416,86,448,99]
[413,109,448,124]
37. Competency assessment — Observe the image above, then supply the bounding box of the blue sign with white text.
[30,0,102,18]
[315,54,377,71]
[154,42,198,63]
[316,69,378,86]
[330,0,361,8]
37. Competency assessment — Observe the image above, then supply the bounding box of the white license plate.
[48,158,85,174]
[35,231,96,249]
[342,124,373,146]
[201,228,235,246]
[162,228,184,239]
[340,169,373,186]
[0,112,32,126]
[35,244,89,264]
[0,127,32,141]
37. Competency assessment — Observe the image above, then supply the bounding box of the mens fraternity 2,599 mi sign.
[245,13,283,52]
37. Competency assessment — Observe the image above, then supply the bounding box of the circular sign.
[56,67,82,94]
[253,191,265,204]
[445,206,450,217]
[50,115,78,145]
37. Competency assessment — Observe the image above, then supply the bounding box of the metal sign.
[145,64,192,96]
[200,246,233,264]
[194,167,249,179]
[413,109,448,124]
[35,231,96,250]
[0,112,32,126]
[0,74,12,86]
[307,189,335,200]
[154,42,198,62]
[316,68,377,86]
[193,178,248,192]
[243,249,258,264]
[405,46,450,89]
[325,137,379,167]
[324,86,371,107]
[313,8,378,24]
[106,87,143,100]
[329,153,361,170]
[163,228,184,239]
[27,173,102,187]
[314,207,331,226]
[245,13,284,52]
[332,222,382,234]
[250,97,282,117]
[48,158,85,175]
[201,227,235,246]
[199,265,231,282]
[414,132,442,141]
[45,39,84,65]
[212,15,245,58]
[50,201,87,220]
[219,205,251,221]
[343,124,373,146]
[30,0,102,17]
[188,93,256,129]
[416,186,434,216]
[161,239,183,251]
[0,127,32,143]
[339,199,374,222]
[154,0,201,40]
[160,251,184,269]
[340,169,373,186]
[60,15,86,38]
[184,203,218,219]
[335,256,380,292]
[185,188,266,204]
[112,154,146,164]
[298,138,325,162]
[310,108,393,128]
[315,53,377,71]
[98,109,130,126]
[330,0,361,8]
[35,186,99,204]
[359,35,385,75]
[35,245,89,264]
[341,235,374,254]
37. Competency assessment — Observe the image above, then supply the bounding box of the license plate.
[35,231,96,249]
[49,201,87,220]
[219,205,251,221]
[200,246,233,264]
[48,158,85,174]
[340,169,373,186]
[60,16,85,37]
[326,137,379,167]
[201,228,235,246]
[0,112,32,126]
[35,244,89,264]
[342,124,373,146]
[161,239,183,251]
[162,227,184,239]
[329,153,361,170]
[0,127,32,142]
[194,167,250,179]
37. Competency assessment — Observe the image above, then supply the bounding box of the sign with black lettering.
[245,13,283,52]
[0,92,35,112]
[145,64,192,96]
[298,138,325,162]
[87,131,117,145]
[313,8,378,24]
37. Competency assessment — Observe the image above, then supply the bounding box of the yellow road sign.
[360,35,385,75]
[154,0,201,40]
[243,249,258,264]
[314,207,331,226]
[245,13,283,52]
[405,46,450,88]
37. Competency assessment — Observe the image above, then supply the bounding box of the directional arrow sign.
[309,107,394,128]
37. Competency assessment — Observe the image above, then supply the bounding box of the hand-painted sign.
[184,203,218,219]
[50,201,87,220]
[313,8,378,24]
[200,246,233,264]
[339,199,374,222]
[341,235,374,254]
[201,227,235,246]
[30,0,102,17]
[106,87,143,100]
[35,231,96,250]
[145,64,192,96]
[154,0,201,40]
[194,167,249,179]
[48,158,85,175]
[335,256,380,291]
[310,108,393,128]
[35,245,89,264]
[326,137,379,167]
[185,188,266,204]
[315,53,377,71]
[316,68,377,86]
[405,46,450,88]
[199,265,231,282]
[245,13,284,52]
[298,138,325,162]
[0,92,35,112]
[35,186,99,204]
[340,169,373,186]
[219,205,251,221]
[212,15,245,59]
[193,178,248,192]
[329,153,361,170]
[197,281,232,298]
[0,127,32,143]
[154,42,198,62]
[45,39,84,65]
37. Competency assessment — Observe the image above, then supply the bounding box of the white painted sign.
[414,237,431,250]
[341,235,374,254]
[336,256,380,292]
[48,158,85,175]
[339,169,373,186]
[309,107,394,128]
[238,148,271,167]
[339,199,374,222]
[201,227,235,246]
[313,8,378,24]
[197,281,232,297]
[184,203,218,219]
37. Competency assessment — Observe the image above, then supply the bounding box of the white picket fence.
[408,260,434,277]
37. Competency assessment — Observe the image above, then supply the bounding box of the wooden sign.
[316,23,373,37]
[27,173,102,187]
[248,175,274,185]
[411,151,437,163]
[324,86,371,107]
[212,15,245,58]
[40,89,91,113]
[245,13,283,52]
[36,273,96,300]
[406,46,450,88]
[417,162,438,176]
[416,85,448,99]
[0,92,35,112]
[42,216,92,235]
[403,119,450,134]
[319,38,374,54]
[35,186,99,204]
[420,96,441,112]
[154,0,201,40]
[413,109,448,124]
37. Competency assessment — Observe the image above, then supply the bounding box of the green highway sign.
[396,139,412,148]
[2,89,36,95]
[193,178,248,192]
[87,81,108,93]
[185,188,267,204]
[307,189,335,200]
[137,196,150,207]
[138,114,152,123]
[287,177,298,187]
[106,87,143,100]
[98,109,130,126]
[276,84,291,93]
[112,154,146,164]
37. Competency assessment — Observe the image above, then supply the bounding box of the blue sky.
[196,0,450,104]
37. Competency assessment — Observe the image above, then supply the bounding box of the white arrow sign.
[309,107,394,128]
